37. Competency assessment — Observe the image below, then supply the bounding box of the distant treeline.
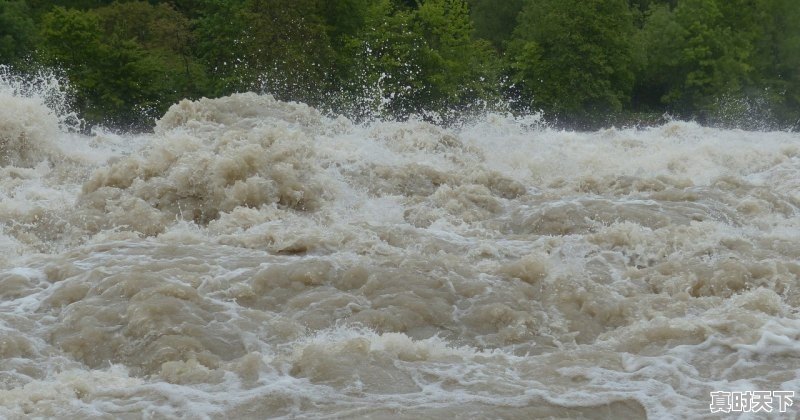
[2,0,799,130]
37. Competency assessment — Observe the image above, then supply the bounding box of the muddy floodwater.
[1,82,799,418]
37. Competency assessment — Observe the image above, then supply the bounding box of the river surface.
[1,76,800,419]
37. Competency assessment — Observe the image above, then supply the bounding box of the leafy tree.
[415,0,500,110]
[635,0,762,123]
[39,7,105,108]
[194,0,334,103]
[192,0,250,95]
[28,0,114,13]
[337,0,498,119]
[40,6,169,127]
[244,0,334,103]
[747,0,800,126]
[13,0,800,129]
[628,0,676,14]
[324,0,371,40]
[508,0,637,125]
[632,4,685,111]
[670,0,753,112]
[350,2,429,116]
[467,0,522,50]
[392,0,417,9]
[94,1,204,100]
[0,0,37,65]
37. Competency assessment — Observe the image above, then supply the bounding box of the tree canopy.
[508,0,636,126]
[1,0,798,130]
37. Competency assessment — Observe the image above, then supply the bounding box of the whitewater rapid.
[1,79,799,418]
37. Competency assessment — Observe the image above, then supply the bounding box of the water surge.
[1,75,799,418]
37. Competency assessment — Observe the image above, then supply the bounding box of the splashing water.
[1,71,799,418]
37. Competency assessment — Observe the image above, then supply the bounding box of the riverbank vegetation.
[2,0,798,130]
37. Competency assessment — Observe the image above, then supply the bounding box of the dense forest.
[1,0,799,130]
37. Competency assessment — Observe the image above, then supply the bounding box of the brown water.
[1,76,799,419]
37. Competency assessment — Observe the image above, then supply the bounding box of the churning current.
[1,79,800,419]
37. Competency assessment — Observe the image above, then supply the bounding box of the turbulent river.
[1,75,800,419]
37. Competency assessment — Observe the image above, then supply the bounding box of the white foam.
[0,91,798,417]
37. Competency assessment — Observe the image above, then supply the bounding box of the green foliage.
[194,0,334,103]
[40,4,195,128]
[335,0,500,119]
[348,2,431,116]
[192,0,249,95]
[669,0,752,109]
[634,0,793,125]
[242,0,334,103]
[628,0,676,14]
[508,0,637,124]
[95,1,203,100]
[633,4,686,110]
[28,0,115,13]
[748,0,800,125]
[39,7,105,107]
[13,0,800,129]
[324,0,371,40]
[415,0,500,110]
[0,0,37,65]
[467,0,522,49]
